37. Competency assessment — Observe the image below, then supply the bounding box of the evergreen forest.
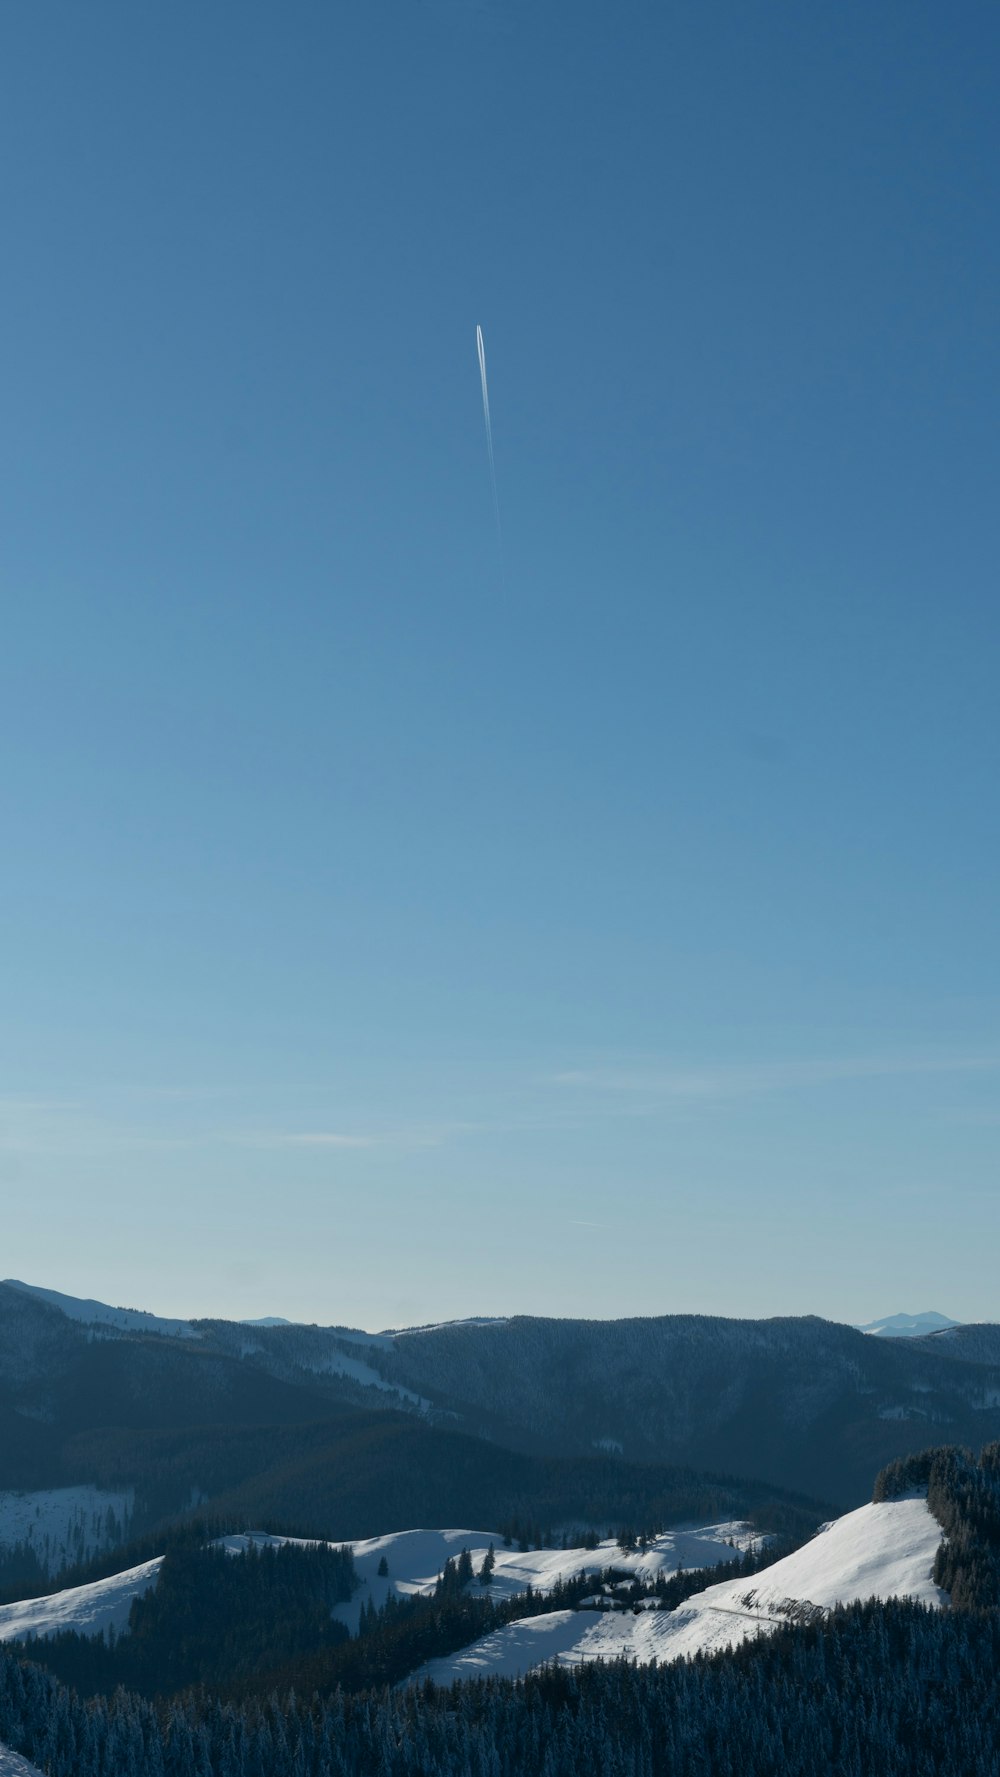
[2,1443,1000,1774]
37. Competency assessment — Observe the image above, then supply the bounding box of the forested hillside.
[1,1441,998,1773]
[24,1541,356,1697]
[3,1602,1000,1776]
[0,1420,821,1608]
[368,1312,1000,1502]
[5,1282,1000,1558]
[875,1441,1000,1607]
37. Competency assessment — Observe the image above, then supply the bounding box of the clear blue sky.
[2,1,998,1329]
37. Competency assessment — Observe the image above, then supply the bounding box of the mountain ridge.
[4,1281,1000,1515]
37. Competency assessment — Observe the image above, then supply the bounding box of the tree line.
[874,1441,1000,1608]
[24,1540,355,1699]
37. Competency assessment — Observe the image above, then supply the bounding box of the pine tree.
[456,1547,474,1588]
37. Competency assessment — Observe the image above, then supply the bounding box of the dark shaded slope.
[0,1283,386,1504]
[368,1312,1000,1503]
[5,1284,1000,1517]
[198,1416,824,1545]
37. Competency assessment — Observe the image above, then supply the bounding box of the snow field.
[413,1498,946,1685]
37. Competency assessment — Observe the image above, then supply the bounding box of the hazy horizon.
[0,1272,973,1337]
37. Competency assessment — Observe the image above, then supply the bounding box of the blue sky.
[1,1,998,1328]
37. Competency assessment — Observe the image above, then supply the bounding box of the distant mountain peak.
[857,1311,960,1338]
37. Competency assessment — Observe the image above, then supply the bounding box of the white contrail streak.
[476,323,502,553]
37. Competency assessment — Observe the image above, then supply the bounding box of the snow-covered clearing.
[0,1559,163,1643]
[330,1521,757,1633]
[0,1486,134,1574]
[413,1499,946,1684]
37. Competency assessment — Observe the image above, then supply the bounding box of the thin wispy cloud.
[223,1128,447,1152]
[256,1132,382,1150]
[0,1094,542,1161]
[552,1052,1000,1103]
[0,1098,85,1114]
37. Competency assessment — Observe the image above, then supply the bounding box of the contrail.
[476,323,503,556]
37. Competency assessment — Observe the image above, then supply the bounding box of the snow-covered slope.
[0,1521,754,1646]
[333,1522,757,1632]
[414,1498,946,1685]
[217,1522,756,1633]
[0,1486,134,1574]
[0,1558,163,1643]
[0,1501,943,1678]
[1,1280,198,1340]
[0,1746,45,1776]
[285,1348,430,1408]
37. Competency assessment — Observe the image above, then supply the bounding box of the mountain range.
[2,1279,999,1546]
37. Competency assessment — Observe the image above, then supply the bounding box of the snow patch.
[297,1349,430,1408]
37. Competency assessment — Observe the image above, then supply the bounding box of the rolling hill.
[414,1495,946,1683]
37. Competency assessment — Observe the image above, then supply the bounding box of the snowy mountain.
[414,1497,946,1685]
[1,1281,197,1341]
[858,1311,961,1337]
